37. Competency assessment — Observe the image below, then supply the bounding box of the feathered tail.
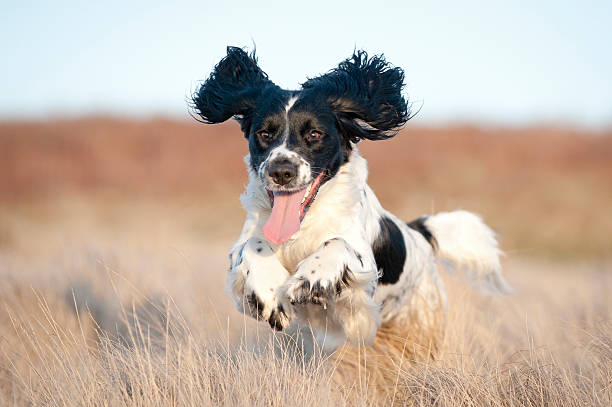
[418,210,512,295]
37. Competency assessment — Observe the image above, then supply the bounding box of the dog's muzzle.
[267,160,297,187]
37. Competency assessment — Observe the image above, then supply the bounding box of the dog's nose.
[268,162,297,186]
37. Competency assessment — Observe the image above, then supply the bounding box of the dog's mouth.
[262,171,327,245]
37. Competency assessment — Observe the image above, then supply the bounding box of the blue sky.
[1,1,611,127]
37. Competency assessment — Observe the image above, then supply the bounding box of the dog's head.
[192,46,411,244]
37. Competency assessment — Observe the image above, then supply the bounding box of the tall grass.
[1,228,609,406]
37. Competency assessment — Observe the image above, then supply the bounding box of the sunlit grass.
[1,216,609,405]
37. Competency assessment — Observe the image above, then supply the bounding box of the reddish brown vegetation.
[1,118,611,258]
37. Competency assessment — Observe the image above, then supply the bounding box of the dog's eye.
[257,131,273,142]
[307,130,323,142]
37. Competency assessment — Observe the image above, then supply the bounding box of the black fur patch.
[407,216,438,250]
[373,216,407,285]
[268,306,286,331]
[302,51,411,141]
[355,252,363,267]
[246,292,264,318]
[335,265,354,294]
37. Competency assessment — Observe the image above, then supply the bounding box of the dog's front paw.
[244,289,291,331]
[228,239,292,331]
[285,261,353,309]
[283,238,369,311]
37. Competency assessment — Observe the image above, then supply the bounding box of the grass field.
[0,119,610,405]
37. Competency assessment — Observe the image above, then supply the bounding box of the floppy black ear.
[191,46,276,127]
[302,51,411,141]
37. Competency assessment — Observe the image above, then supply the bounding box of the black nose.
[268,162,297,186]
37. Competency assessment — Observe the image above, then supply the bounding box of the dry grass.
[0,198,610,406]
[0,118,610,405]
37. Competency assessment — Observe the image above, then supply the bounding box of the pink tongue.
[263,189,307,245]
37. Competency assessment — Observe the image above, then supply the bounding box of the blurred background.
[1,2,611,403]
[1,0,610,259]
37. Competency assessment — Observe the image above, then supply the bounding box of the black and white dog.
[192,47,510,352]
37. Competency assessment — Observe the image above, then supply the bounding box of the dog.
[192,47,510,352]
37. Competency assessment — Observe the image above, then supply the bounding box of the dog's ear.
[191,46,276,131]
[302,51,411,141]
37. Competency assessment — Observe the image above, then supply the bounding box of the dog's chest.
[272,197,373,274]
[274,226,330,273]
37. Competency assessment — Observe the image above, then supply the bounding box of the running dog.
[192,47,510,352]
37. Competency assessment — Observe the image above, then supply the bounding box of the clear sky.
[1,1,611,127]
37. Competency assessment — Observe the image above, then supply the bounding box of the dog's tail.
[409,210,512,295]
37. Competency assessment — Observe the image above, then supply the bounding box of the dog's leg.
[229,236,291,330]
[283,238,380,348]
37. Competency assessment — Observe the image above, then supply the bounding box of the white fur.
[285,96,297,113]
[425,211,512,295]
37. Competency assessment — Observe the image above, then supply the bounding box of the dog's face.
[193,47,410,243]
[247,90,346,193]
